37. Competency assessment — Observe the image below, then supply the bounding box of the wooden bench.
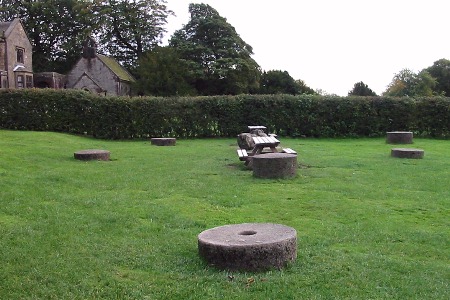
[282,148,297,154]
[237,149,248,161]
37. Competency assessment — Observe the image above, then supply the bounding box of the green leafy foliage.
[425,58,450,96]
[1,90,449,139]
[169,3,261,95]
[91,0,173,67]
[133,46,196,96]
[348,81,377,96]
[383,68,437,97]
[259,70,316,95]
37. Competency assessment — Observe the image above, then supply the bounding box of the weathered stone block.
[386,131,413,144]
[74,149,110,161]
[151,138,176,146]
[252,153,297,179]
[198,223,297,271]
[391,148,424,159]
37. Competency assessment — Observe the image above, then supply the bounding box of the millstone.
[198,223,297,271]
[386,131,413,144]
[252,153,297,178]
[151,138,176,146]
[74,149,110,161]
[391,148,424,159]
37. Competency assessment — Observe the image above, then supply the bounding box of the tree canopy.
[383,69,436,97]
[133,46,196,96]
[348,81,377,96]
[259,70,315,95]
[169,3,260,95]
[425,58,450,96]
[90,0,173,68]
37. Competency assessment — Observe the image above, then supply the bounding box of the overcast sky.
[163,0,450,96]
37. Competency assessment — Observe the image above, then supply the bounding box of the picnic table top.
[252,136,280,145]
[248,125,267,130]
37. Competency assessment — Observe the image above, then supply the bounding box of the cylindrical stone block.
[391,148,424,159]
[198,223,297,271]
[74,149,110,161]
[386,131,413,144]
[151,138,176,146]
[252,153,297,178]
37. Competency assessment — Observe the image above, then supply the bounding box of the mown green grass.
[0,130,448,299]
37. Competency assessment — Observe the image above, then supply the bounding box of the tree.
[383,68,436,97]
[90,0,173,68]
[169,3,260,95]
[133,46,196,96]
[414,70,437,97]
[259,70,315,95]
[348,81,377,96]
[259,70,298,94]
[425,58,450,96]
[295,79,316,95]
[0,0,95,73]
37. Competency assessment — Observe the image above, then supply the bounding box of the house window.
[26,75,33,88]
[17,48,24,63]
[17,75,24,88]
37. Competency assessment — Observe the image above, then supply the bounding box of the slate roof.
[0,20,13,38]
[0,19,21,38]
[97,54,135,83]
[0,22,10,31]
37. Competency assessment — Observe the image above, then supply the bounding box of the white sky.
[163,0,450,96]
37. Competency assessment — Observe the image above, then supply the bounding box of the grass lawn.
[0,130,448,299]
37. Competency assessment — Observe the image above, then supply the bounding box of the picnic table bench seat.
[237,149,248,161]
[282,148,297,154]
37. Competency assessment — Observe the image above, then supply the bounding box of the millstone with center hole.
[151,138,176,146]
[74,149,110,161]
[252,153,297,178]
[386,131,413,144]
[391,148,424,159]
[198,223,297,271]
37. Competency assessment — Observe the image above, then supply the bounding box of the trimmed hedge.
[1,89,449,139]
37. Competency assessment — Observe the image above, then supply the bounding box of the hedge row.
[1,89,449,139]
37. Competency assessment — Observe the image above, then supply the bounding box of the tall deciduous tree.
[91,0,173,68]
[0,0,95,73]
[133,46,196,96]
[348,81,377,96]
[425,58,450,96]
[383,68,436,97]
[169,3,260,95]
[414,70,437,97]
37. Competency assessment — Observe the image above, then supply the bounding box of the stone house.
[65,38,135,96]
[0,18,33,89]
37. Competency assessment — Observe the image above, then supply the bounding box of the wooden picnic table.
[237,135,296,166]
[240,136,280,166]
